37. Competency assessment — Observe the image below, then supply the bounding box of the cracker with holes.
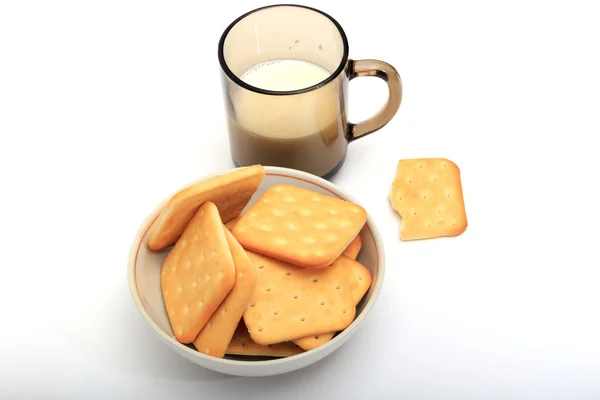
[293,255,372,350]
[192,228,257,358]
[226,322,304,357]
[231,184,367,269]
[160,202,236,343]
[243,251,356,345]
[148,165,265,250]
[390,158,467,240]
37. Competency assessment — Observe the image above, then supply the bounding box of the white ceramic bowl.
[127,166,385,377]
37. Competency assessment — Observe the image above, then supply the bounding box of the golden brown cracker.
[192,228,257,358]
[390,158,467,240]
[342,234,362,260]
[232,184,367,269]
[225,216,241,231]
[148,165,264,250]
[243,251,356,345]
[160,202,236,343]
[226,322,304,358]
[293,332,335,350]
[293,256,372,350]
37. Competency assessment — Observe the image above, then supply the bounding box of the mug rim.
[217,4,350,96]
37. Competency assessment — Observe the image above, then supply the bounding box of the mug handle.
[347,59,403,141]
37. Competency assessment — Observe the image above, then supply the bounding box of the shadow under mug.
[218,4,402,179]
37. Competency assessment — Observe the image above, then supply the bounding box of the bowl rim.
[127,166,386,367]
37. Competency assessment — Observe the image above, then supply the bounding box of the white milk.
[232,58,340,139]
[240,59,331,91]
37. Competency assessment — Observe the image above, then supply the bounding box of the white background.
[1,0,599,398]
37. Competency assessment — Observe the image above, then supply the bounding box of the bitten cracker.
[160,202,236,343]
[232,184,367,269]
[342,234,362,260]
[226,322,304,358]
[243,251,356,345]
[148,165,265,250]
[293,256,372,350]
[390,158,467,240]
[192,228,257,358]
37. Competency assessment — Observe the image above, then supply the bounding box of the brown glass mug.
[218,4,402,179]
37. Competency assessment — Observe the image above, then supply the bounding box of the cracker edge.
[225,323,304,358]
[148,165,265,250]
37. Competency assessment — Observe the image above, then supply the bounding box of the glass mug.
[218,4,402,179]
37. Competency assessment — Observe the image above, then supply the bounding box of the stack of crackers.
[146,165,372,359]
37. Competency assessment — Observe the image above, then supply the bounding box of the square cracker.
[243,251,356,345]
[292,255,372,350]
[226,322,304,358]
[160,202,235,343]
[148,165,265,250]
[390,158,467,240]
[192,228,257,358]
[232,184,367,269]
